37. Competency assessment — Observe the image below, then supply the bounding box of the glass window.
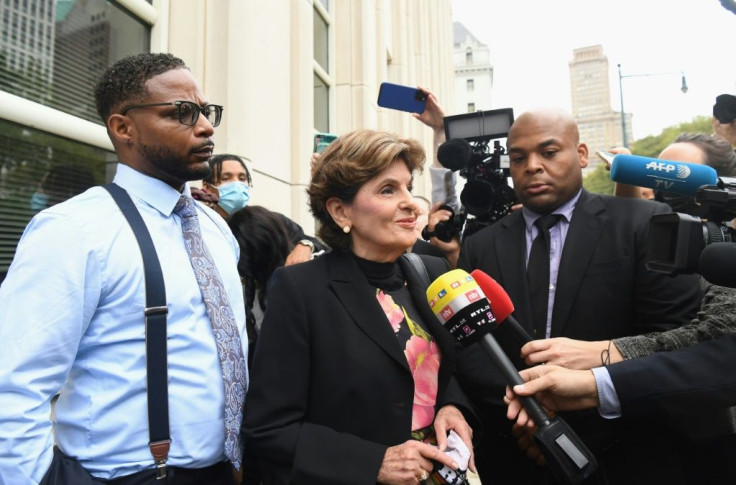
[467,79,474,91]
[465,47,472,65]
[467,102,475,113]
[313,2,331,133]
[313,7,328,72]
[0,119,115,281]
[0,1,150,125]
[314,73,329,133]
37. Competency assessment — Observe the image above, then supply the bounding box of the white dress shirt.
[0,164,247,484]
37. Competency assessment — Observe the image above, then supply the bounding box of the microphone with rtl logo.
[426,269,598,485]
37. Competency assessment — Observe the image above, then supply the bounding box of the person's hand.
[512,420,547,466]
[433,404,476,473]
[284,244,312,266]
[520,337,622,370]
[601,146,631,171]
[504,365,599,427]
[377,440,458,484]
[412,87,445,132]
[425,203,460,267]
[713,117,736,147]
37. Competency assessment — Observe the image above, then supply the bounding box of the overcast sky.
[450,0,736,140]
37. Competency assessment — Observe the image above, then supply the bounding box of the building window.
[314,73,329,133]
[313,1,332,133]
[467,79,474,91]
[0,1,150,124]
[0,119,114,277]
[0,0,153,281]
[467,102,475,113]
[465,47,472,65]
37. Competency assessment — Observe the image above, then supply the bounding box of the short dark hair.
[673,132,736,177]
[206,154,252,186]
[94,52,187,123]
[227,205,292,320]
[308,129,425,251]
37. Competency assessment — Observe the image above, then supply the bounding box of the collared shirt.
[0,164,247,484]
[522,189,582,338]
[592,367,623,418]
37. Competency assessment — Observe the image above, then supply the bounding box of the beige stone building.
[568,44,631,169]
[0,0,455,278]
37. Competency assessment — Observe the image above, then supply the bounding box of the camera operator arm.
[413,87,462,211]
[422,203,461,268]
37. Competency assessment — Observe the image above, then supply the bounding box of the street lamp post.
[617,63,688,148]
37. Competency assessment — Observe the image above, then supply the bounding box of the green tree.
[583,163,614,195]
[630,116,713,157]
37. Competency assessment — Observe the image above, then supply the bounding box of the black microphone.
[426,269,598,484]
[437,138,472,172]
[699,242,736,288]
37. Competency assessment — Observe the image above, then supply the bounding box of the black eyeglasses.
[121,100,224,127]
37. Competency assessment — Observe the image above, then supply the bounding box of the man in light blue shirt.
[0,53,247,484]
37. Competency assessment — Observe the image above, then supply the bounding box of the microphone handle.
[479,334,551,427]
[501,314,533,345]
[479,333,599,484]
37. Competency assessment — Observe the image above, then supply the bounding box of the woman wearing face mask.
[201,154,328,265]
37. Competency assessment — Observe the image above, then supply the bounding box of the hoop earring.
[343,225,351,234]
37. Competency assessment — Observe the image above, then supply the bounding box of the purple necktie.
[174,195,246,469]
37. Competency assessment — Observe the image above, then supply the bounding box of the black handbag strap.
[403,252,432,287]
[104,183,170,478]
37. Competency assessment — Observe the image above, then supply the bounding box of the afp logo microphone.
[609,153,717,195]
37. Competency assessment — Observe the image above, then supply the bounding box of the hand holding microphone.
[426,270,598,484]
[470,270,617,369]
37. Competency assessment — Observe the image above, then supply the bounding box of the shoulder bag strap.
[403,252,431,287]
[103,183,171,478]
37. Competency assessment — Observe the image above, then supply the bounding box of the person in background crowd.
[455,107,702,485]
[30,163,97,212]
[227,205,292,352]
[0,52,246,484]
[199,153,327,265]
[713,93,736,148]
[244,129,477,484]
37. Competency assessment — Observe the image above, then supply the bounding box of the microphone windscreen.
[437,138,472,172]
[698,243,736,288]
[610,154,718,196]
[426,269,496,346]
[470,269,514,321]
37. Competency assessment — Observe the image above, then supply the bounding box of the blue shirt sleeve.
[592,366,622,419]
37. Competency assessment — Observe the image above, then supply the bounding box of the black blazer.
[243,250,474,485]
[455,189,703,483]
[609,333,736,419]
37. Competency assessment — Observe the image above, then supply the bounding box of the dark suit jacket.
[243,249,475,485]
[456,189,703,484]
[609,333,736,419]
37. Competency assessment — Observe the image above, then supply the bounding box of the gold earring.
[343,225,351,234]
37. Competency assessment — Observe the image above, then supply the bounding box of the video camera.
[646,178,736,281]
[431,108,517,242]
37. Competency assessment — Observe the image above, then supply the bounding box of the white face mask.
[217,181,251,215]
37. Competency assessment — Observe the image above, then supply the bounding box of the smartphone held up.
[377,82,428,114]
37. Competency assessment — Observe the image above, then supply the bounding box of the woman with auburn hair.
[243,129,477,484]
